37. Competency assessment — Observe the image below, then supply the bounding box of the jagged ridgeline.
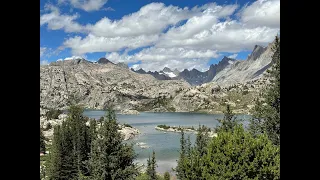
[40,40,277,113]
[132,41,275,86]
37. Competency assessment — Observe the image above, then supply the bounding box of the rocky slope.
[132,57,236,86]
[40,115,140,141]
[40,39,276,114]
[40,59,190,111]
[175,57,236,86]
[211,43,274,86]
[131,68,174,80]
[170,75,270,114]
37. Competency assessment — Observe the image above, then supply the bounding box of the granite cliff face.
[211,43,273,86]
[40,59,190,111]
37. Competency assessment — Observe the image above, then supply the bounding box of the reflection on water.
[83,111,251,174]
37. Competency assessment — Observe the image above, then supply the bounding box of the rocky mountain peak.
[173,68,180,76]
[191,68,200,73]
[220,56,235,65]
[98,58,113,64]
[136,68,146,74]
[248,45,267,61]
[163,67,172,72]
[116,62,129,69]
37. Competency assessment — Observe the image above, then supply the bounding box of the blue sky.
[40,0,280,71]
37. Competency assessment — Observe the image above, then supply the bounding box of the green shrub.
[157,124,170,129]
[204,125,280,179]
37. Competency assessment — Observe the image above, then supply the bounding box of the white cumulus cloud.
[240,0,280,28]
[86,2,208,38]
[63,34,159,55]
[156,19,278,52]
[228,53,238,59]
[41,0,280,71]
[40,5,84,33]
[58,0,108,12]
[106,47,218,72]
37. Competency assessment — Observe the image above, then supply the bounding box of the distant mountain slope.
[132,57,236,86]
[211,43,274,86]
[40,58,190,110]
[176,56,236,86]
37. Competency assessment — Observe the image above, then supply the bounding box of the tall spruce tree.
[215,104,239,133]
[67,105,91,175]
[189,125,210,180]
[47,125,66,180]
[40,127,46,153]
[146,150,157,180]
[195,125,209,156]
[175,129,187,180]
[47,105,92,179]
[249,36,280,145]
[88,108,138,180]
[59,121,78,180]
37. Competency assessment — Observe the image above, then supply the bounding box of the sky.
[40,0,280,71]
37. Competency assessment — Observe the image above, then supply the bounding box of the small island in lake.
[155,124,217,137]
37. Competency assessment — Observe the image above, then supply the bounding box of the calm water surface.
[83,111,251,174]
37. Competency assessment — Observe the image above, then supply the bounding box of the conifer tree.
[59,121,78,180]
[175,129,187,179]
[88,108,138,180]
[249,36,280,145]
[40,127,46,153]
[47,105,91,179]
[195,125,209,156]
[203,125,280,179]
[215,104,239,133]
[47,125,64,180]
[146,150,157,180]
[67,105,91,175]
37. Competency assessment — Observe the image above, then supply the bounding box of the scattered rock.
[119,109,140,115]
[118,125,140,141]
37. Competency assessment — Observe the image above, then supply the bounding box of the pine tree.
[146,155,152,179]
[88,108,138,180]
[146,150,157,180]
[59,121,78,180]
[215,104,239,133]
[249,36,280,145]
[88,119,97,148]
[40,127,46,153]
[67,105,91,175]
[188,125,210,180]
[175,129,187,180]
[47,105,91,179]
[47,125,63,180]
[195,125,209,156]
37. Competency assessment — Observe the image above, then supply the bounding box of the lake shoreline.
[80,109,251,116]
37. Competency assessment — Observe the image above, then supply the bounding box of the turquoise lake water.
[83,111,251,174]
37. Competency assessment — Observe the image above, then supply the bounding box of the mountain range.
[131,42,272,87]
[40,39,276,113]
